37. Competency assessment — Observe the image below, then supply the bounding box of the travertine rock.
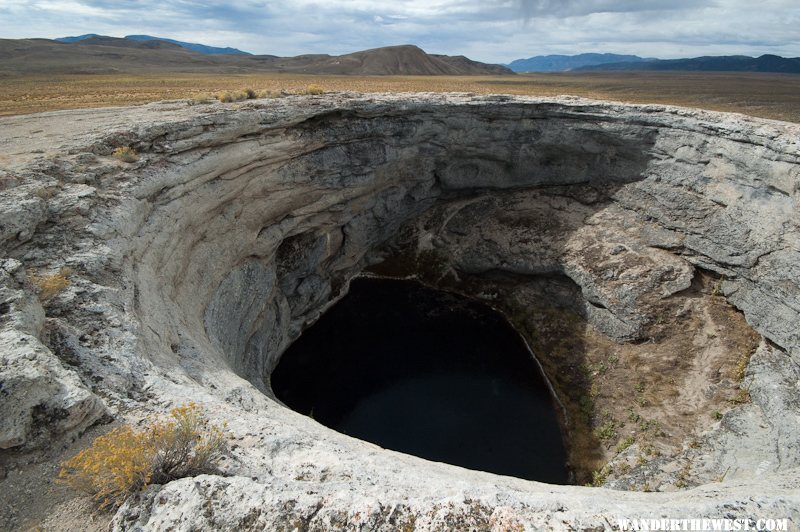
[0,259,107,449]
[113,471,800,531]
[0,94,798,528]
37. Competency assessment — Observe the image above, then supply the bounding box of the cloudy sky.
[1,0,798,62]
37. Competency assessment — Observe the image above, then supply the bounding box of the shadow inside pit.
[269,105,665,485]
[270,277,569,484]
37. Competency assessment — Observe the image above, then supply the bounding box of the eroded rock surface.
[1,94,799,529]
[0,259,106,450]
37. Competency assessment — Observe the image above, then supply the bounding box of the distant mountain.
[55,34,101,43]
[55,34,251,55]
[433,53,514,76]
[125,35,251,56]
[267,45,515,75]
[506,53,649,72]
[577,54,800,73]
[70,35,185,51]
[1,39,513,76]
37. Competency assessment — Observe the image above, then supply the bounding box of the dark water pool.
[270,277,568,483]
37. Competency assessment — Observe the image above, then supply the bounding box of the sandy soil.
[0,423,117,531]
[501,271,760,484]
[1,71,799,122]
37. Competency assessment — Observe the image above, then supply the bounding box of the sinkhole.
[271,277,569,483]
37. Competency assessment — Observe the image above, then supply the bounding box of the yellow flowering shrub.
[58,403,226,507]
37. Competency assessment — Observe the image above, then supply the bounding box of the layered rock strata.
[0,94,798,529]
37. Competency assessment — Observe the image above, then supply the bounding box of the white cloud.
[0,0,797,62]
[31,0,109,17]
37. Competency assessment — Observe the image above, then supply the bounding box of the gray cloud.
[517,0,715,18]
[0,0,798,62]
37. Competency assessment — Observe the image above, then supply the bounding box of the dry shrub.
[33,186,57,200]
[733,348,755,381]
[58,403,226,507]
[216,90,250,103]
[191,93,215,104]
[243,87,258,99]
[112,146,138,163]
[303,84,324,95]
[29,266,72,300]
[215,91,236,103]
[259,89,285,99]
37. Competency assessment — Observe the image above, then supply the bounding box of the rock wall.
[1,94,798,528]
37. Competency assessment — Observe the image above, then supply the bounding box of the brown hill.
[269,45,512,75]
[0,39,513,77]
[0,38,226,76]
[75,36,186,51]
[432,54,514,76]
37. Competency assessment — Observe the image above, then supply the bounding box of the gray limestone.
[0,94,798,528]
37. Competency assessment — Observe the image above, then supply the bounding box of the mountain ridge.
[506,53,650,72]
[576,54,800,73]
[0,39,513,76]
[56,34,252,55]
[125,35,252,56]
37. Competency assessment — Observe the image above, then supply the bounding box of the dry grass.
[0,72,799,122]
[214,87,264,103]
[302,83,325,95]
[58,403,225,508]
[29,267,73,300]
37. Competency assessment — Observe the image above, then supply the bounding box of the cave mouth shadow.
[242,104,665,485]
[270,277,570,484]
